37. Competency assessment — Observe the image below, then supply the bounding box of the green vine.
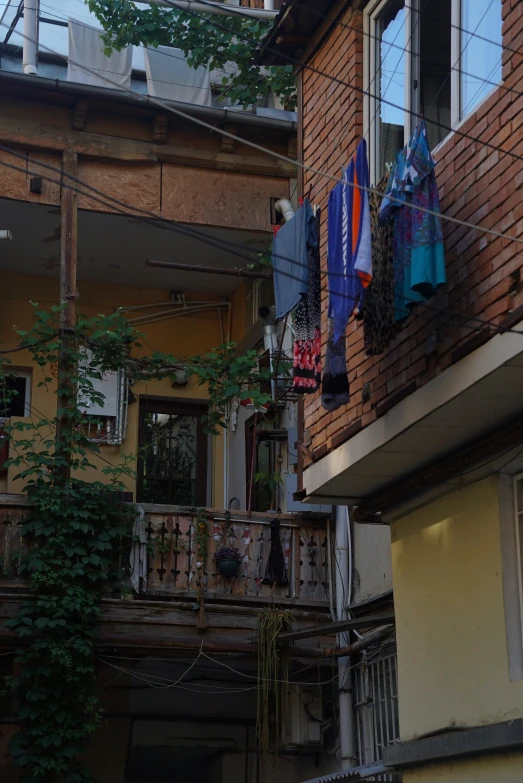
[0,304,273,781]
[194,508,208,630]
[86,0,297,110]
[255,607,293,755]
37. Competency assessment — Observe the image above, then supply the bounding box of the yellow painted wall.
[403,753,523,783]
[0,270,230,505]
[391,476,523,742]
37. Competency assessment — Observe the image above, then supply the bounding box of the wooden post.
[55,149,78,486]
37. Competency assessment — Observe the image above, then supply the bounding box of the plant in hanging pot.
[214,546,242,577]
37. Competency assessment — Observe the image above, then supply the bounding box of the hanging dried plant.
[255,607,294,756]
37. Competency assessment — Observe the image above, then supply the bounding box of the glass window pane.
[461,0,502,119]
[419,0,451,149]
[375,0,405,179]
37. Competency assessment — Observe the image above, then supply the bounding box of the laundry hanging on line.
[327,138,372,345]
[358,169,396,355]
[379,119,446,322]
[292,209,322,394]
[272,199,317,320]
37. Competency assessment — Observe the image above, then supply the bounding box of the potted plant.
[214,546,242,577]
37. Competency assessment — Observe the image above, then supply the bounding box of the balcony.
[0,497,333,656]
[0,498,330,605]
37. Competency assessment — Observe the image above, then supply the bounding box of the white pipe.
[23,0,39,76]
[120,300,221,313]
[146,0,277,20]
[0,230,12,240]
[275,198,295,223]
[335,505,357,770]
[264,0,275,9]
[128,304,228,325]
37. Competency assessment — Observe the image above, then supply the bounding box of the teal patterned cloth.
[379,120,446,321]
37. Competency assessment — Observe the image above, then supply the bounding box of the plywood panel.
[161,164,289,230]
[77,160,161,215]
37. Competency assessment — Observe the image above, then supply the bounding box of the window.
[245,414,277,512]
[0,370,31,418]
[354,648,400,780]
[138,399,208,506]
[365,0,502,183]
[457,0,503,121]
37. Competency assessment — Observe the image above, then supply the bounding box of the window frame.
[2,368,32,418]
[364,0,502,183]
[137,397,209,507]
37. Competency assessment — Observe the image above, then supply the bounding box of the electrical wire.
[0,146,520,359]
[159,0,522,166]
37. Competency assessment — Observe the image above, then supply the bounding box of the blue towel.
[328,139,372,343]
[272,200,317,320]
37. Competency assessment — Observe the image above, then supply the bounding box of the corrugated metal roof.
[300,762,401,783]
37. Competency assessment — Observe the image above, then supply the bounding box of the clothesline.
[272,120,447,413]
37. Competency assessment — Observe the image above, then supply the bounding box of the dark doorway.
[137,398,208,506]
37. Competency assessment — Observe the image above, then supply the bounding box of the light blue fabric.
[272,200,317,320]
[380,120,446,321]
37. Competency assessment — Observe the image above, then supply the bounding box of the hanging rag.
[67,19,132,90]
[272,200,317,320]
[379,119,446,322]
[129,506,147,593]
[321,318,350,412]
[293,211,322,393]
[328,138,372,344]
[261,518,289,587]
[358,170,396,355]
[144,46,212,106]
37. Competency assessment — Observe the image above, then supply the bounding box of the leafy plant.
[214,545,242,563]
[85,0,297,110]
[255,607,293,755]
[0,303,274,781]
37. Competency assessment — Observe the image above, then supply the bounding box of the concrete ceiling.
[0,198,270,295]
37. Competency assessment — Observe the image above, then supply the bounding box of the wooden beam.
[55,149,78,486]
[71,100,88,131]
[277,613,396,643]
[0,116,295,176]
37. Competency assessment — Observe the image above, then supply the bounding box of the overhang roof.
[301,324,523,516]
[257,0,341,66]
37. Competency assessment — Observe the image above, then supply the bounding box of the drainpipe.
[275,199,295,223]
[22,0,39,76]
[264,0,275,9]
[335,505,357,770]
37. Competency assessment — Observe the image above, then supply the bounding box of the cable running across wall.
[159,0,523,165]
[0,152,521,346]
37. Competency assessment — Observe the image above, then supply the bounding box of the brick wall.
[301,0,523,462]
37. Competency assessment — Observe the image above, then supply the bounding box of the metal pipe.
[0,230,12,239]
[146,258,272,279]
[22,0,38,75]
[324,626,394,658]
[146,0,277,20]
[128,304,228,325]
[264,0,275,9]
[120,300,222,312]
[335,506,357,770]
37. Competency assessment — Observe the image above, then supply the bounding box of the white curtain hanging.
[144,46,212,106]
[67,19,132,90]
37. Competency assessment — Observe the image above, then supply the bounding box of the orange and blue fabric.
[328,138,372,343]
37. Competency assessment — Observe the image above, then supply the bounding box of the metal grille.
[354,651,400,782]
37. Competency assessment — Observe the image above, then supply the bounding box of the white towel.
[67,19,132,90]
[130,506,147,594]
[144,46,212,106]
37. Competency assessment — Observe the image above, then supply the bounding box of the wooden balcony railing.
[0,499,331,606]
